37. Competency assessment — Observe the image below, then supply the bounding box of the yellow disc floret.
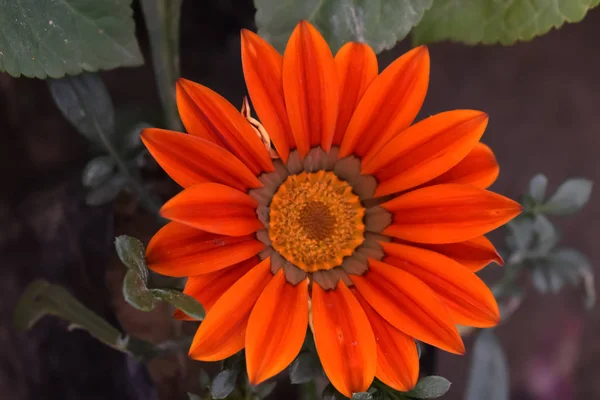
[269,171,365,272]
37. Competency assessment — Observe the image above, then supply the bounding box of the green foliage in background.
[0,0,143,78]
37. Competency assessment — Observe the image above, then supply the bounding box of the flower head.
[142,21,521,397]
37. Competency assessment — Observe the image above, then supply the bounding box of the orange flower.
[142,21,521,398]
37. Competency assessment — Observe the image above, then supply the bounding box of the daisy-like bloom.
[142,21,521,397]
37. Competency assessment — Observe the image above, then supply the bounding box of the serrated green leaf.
[82,156,115,188]
[413,0,600,46]
[289,351,322,384]
[406,376,451,399]
[528,174,548,204]
[49,73,115,142]
[0,0,143,78]
[465,330,508,400]
[255,0,434,54]
[542,178,593,215]
[211,368,239,399]
[150,288,205,320]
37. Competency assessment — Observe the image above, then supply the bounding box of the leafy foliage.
[465,330,509,400]
[255,0,434,53]
[406,376,451,399]
[0,0,143,78]
[115,235,205,320]
[413,0,600,45]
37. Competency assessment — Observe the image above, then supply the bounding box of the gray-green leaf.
[542,178,593,215]
[406,376,451,399]
[289,351,322,384]
[465,330,509,400]
[82,156,115,188]
[150,289,205,320]
[211,369,239,399]
[528,174,548,204]
[352,392,373,400]
[85,173,128,206]
[412,0,600,46]
[255,0,434,54]
[0,0,143,78]
[48,73,115,142]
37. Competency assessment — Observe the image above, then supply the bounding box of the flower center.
[268,170,365,272]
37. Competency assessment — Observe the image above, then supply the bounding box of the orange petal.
[382,184,522,244]
[160,183,263,236]
[174,257,258,320]
[176,78,274,174]
[425,142,500,189]
[353,289,419,392]
[246,270,308,384]
[312,281,376,398]
[146,222,263,277]
[333,43,378,146]
[339,46,429,158]
[141,128,261,191]
[241,29,294,162]
[350,260,464,354]
[189,258,272,361]
[282,20,339,156]
[382,242,500,327]
[362,110,489,197]
[414,236,503,272]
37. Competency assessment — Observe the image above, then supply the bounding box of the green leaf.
[85,173,128,206]
[528,174,548,204]
[352,392,373,400]
[150,288,205,320]
[322,383,345,400]
[211,368,239,399]
[13,279,152,355]
[541,178,593,215]
[406,376,451,399]
[412,0,600,46]
[187,394,202,400]
[506,218,534,252]
[253,381,278,399]
[0,0,143,78]
[289,351,322,384]
[82,156,115,188]
[530,214,558,256]
[49,73,115,143]
[115,235,205,319]
[551,248,596,308]
[255,0,434,54]
[139,0,183,131]
[465,330,509,400]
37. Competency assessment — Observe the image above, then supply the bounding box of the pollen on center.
[268,171,365,272]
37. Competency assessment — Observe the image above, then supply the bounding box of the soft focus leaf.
[413,0,600,45]
[14,280,130,351]
[506,218,534,253]
[323,383,345,400]
[82,156,115,188]
[528,174,548,204]
[352,392,373,400]
[255,0,434,53]
[85,173,128,206]
[530,215,558,256]
[139,0,182,130]
[406,376,451,399]
[551,248,596,308]
[0,0,143,78]
[465,330,509,400]
[49,73,115,142]
[211,368,239,399]
[253,381,278,399]
[531,265,550,293]
[150,288,205,320]
[289,351,322,384]
[187,394,201,400]
[542,178,593,215]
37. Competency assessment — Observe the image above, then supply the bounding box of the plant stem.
[94,119,162,215]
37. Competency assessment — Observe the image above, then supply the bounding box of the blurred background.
[1,1,598,399]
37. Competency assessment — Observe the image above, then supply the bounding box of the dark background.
[1,1,598,399]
